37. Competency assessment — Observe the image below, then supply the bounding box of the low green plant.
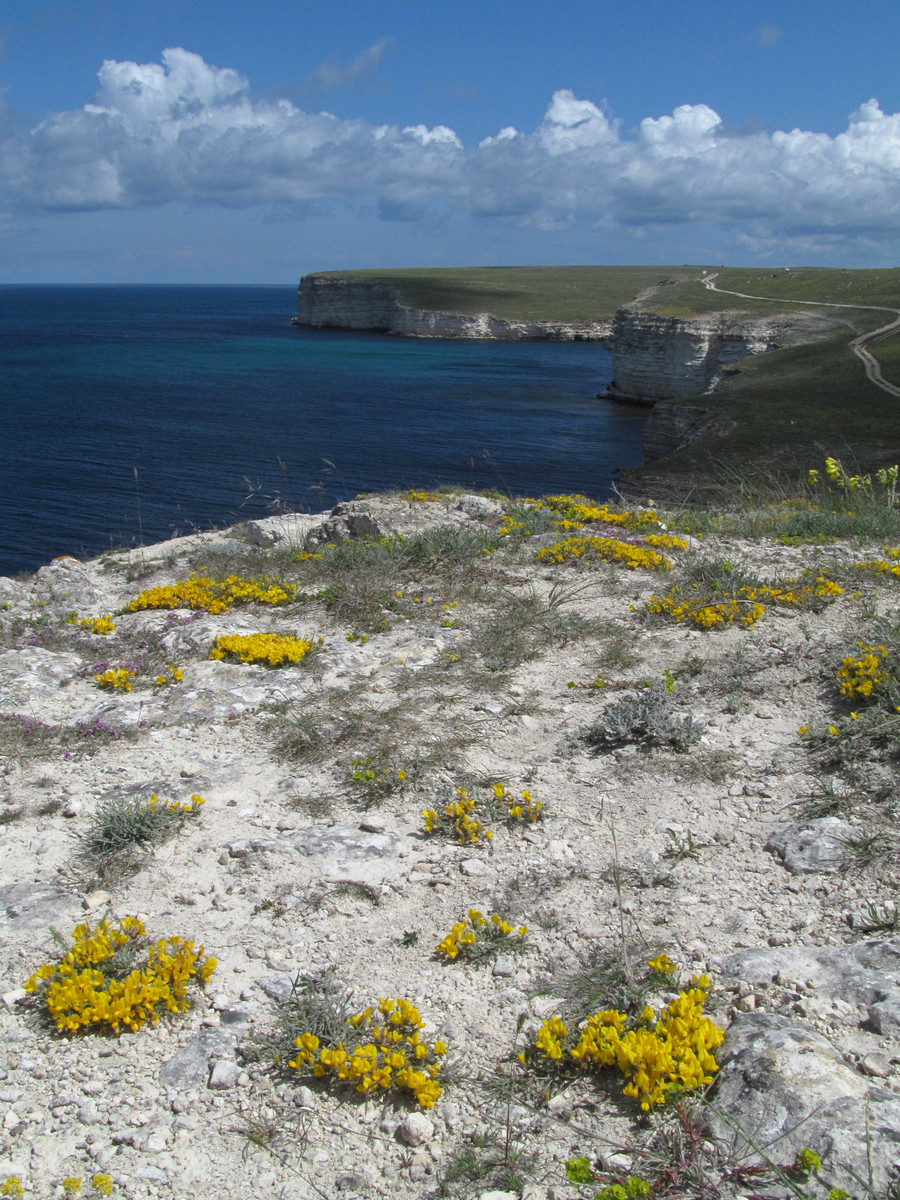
[662,828,710,863]
[435,909,527,961]
[81,792,204,860]
[584,684,703,753]
[348,755,408,804]
[250,967,352,1070]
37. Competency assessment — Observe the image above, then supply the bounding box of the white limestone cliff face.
[294,274,611,341]
[604,307,796,402]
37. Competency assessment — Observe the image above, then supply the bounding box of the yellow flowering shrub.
[854,547,900,578]
[208,632,323,666]
[492,782,542,822]
[94,667,135,691]
[646,575,843,630]
[80,615,115,635]
[423,787,493,844]
[289,996,446,1109]
[814,456,900,506]
[128,574,299,615]
[1,1180,24,1199]
[537,535,672,570]
[641,533,689,551]
[435,909,527,961]
[154,664,184,686]
[836,642,895,700]
[403,489,443,502]
[542,495,661,529]
[524,966,723,1112]
[24,916,216,1036]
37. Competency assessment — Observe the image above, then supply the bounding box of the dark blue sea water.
[0,285,645,576]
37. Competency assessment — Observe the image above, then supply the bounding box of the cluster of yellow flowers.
[647,952,677,975]
[403,489,443,503]
[79,615,116,635]
[836,642,894,700]
[646,587,765,629]
[24,916,216,1036]
[492,782,542,822]
[208,632,322,666]
[498,495,662,539]
[542,495,661,529]
[289,996,446,1109]
[537,535,673,570]
[0,1180,24,1198]
[646,576,843,630]
[854,546,900,578]
[642,533,689,551]
[129,574,298,615]
[435,909,527,961]
[61,1179,113,1198]
[423,788,493,844]
[95,667,135,691]
[154,664,184,686]
[149,792,205,816]
[526,966,723,1112]
[814,456,900,499]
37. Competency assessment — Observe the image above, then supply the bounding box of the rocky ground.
[0,491,899,1200]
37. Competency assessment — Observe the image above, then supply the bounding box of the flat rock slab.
[158,1009,251,1088]
[765,816,852,873]
[281,824,406,885]
[714,937,900,1032]
[711,1012,900,1191]
[245,513,321,547]
[0,882,83,937]
[0,648,82,711]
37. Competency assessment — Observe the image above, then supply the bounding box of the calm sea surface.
[0,285,645,575]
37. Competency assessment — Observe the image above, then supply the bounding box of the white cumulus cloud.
[3,47,900,256]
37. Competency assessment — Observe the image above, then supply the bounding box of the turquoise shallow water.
[0,285,645,574]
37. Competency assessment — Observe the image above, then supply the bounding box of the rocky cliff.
[603,307,795,403]
[294,273,612,341]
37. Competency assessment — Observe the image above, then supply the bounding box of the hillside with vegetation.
[2,472,900,1198]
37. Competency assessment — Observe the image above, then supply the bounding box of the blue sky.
[3,0,900,282]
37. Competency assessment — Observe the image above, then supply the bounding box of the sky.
[3,0,900,283]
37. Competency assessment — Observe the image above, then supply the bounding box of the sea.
[0,285,646,576]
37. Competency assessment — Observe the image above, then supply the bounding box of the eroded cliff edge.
[294,273,612,341]
[603,306,810,461]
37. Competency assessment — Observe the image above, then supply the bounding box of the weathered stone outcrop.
[294,273,611,341]
[604,307,792,403]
